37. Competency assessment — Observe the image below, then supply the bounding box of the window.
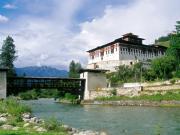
[111,48,114,54]
[95,65,99,69]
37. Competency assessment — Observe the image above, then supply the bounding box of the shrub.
[19,89,38,100]
[170,79,176,84]
[18,89,60,100]
[44,117,62,131]
[111,89,117,96]
[174,69,180,78]
[64,93,77,100]
[0,97,31,118]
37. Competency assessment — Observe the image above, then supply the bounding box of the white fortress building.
[87,33,167,71]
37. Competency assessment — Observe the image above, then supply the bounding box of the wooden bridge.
[7,77,85,100]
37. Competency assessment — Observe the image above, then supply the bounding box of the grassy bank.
[0,129,67,135]
[18,89,80,104]
[96,91,180,101]
[18,89,60,100]
[0,98,68,135]
[0,97,31,118]
[58,93,80,104]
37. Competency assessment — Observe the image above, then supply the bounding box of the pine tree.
[0,36,17,77]
[69,60,81,78]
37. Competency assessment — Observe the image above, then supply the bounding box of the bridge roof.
[8,76,85,80]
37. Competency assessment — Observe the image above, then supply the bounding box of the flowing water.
[24,99,180,135]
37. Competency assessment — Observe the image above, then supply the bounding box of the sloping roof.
[87,34,167,52]
[122,33,145,40]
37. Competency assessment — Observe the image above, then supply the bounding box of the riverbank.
[0,98,107,135]
[25,98,180,135]
[82,91,180,107]
[82,100,180,107]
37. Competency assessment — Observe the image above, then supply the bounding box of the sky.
[0,0,180,70]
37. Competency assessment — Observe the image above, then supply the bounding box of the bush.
[60,93,79,104]
[19,89,60,100]
[64,93,77,100]
[44,117,62,131]
[19,90,38,100]
[111,89,117,96]
[170,79,176,84]
[174,69,180,78]
[0,97,31,118]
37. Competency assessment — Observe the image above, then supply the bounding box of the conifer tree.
[69,60,81,78]
[0,36,17,77]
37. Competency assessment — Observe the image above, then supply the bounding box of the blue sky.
[0,0,180,69]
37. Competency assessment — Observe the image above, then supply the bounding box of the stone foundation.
[86,82,180,100]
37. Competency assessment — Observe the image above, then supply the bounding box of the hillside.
[15,66,68,77]
[156,41,170,48]
[155,34,170,48]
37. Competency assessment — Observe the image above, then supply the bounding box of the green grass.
[18,89,60,100]
[59,93,80,104]
[0,98,69,135]
[0,129,68,135]
[44,117,63,131]
[96,91,180,101]
[0,97,31,117]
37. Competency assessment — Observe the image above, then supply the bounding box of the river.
[24,99,180,135]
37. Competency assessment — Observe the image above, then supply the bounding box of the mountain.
[15,66,68,77]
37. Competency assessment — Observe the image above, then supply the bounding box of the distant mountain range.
[15,66,68,77]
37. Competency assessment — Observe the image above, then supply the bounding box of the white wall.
[87,44,165,71]
[0,71,7,99]
[88,43,120,64]
[80,71,107,100]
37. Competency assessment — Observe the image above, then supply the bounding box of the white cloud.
[3,0,85,69]
[77,0,180,47]
[0,15,9,23]
[1,0,180,70]
[3,4,17,9]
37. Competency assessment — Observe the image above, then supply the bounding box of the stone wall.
[89,89,111,100]
[143,84,180,91]
[87,87,142,100]
[85,82,180,100]
[82,100,180,107]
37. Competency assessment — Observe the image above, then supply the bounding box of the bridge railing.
[7,77,85,100]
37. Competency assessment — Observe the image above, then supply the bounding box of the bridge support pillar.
[0,68,8,99]
[80,69,108,100]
